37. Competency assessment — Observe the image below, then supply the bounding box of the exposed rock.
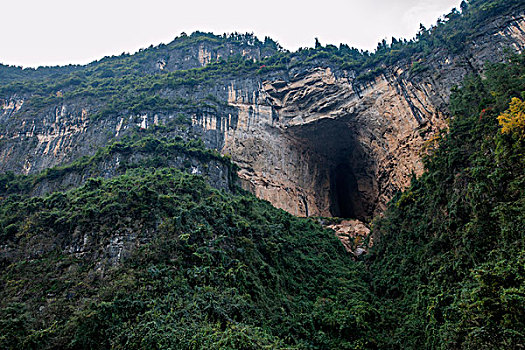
[326,219,371,256]
[210,11,525,220]
[28,151,234,198]
[1,11,524,222]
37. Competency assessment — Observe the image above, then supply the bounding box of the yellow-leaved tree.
[497,97,525,137]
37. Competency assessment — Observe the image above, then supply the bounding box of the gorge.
[2,7,525,223]
[1,1,525,348]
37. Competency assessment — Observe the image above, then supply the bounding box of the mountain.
[1,0,524,348]
[1,1,524,221]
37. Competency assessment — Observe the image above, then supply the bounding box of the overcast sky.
[0,0,462,68]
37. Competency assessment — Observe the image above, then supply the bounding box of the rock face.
[1,11,525,221]
[27,151,233,198]
[220,66,448,219]
[194,10,525,220]
[326,219,371,256]
[190,65,444,219]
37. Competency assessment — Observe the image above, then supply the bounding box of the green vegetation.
[0,168,375,349]
[2,0,520,118]
[368,53,525,348]
[2,53,523,348]
[0,130,233,198]
[1,1,525,348]
[0,32,282,120]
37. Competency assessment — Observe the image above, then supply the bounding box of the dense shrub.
[0,168,375,349]
[368,53,525,349]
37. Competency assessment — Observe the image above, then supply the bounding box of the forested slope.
[0,166,375,349]
[368,53,525,349]
[1,53,523,349]
[0,0,524,349]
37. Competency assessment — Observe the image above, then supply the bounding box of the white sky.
[0,0,462,68]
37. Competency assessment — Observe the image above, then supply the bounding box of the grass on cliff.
[1,0,522,119]
[1,2,525,347]
[0,124,235,198]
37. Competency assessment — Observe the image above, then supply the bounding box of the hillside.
[368,51,525,349]
[0,167,375,349]
[1,0,525,348]
[2,0,524,220]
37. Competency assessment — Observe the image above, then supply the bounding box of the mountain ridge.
[3,0,524,219]
[1,1,525,347]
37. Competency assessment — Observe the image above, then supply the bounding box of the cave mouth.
[288,116,374,221]
[331,163,358,218]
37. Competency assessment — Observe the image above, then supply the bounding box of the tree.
[460,0,469,13]
[498,97,525,137]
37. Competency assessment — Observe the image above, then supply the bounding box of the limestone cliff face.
[1,100,90,174]
[135,34,279,73]
[1,11,525,220]
[194,11,525,219]
[191,65,445,219]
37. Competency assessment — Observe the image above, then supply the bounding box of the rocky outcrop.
[193,11,525,220]
[190,65,445,219]
[27,151,233,198]
[1,11,525,222]
[326,219,371,256]
[1,100,92,174]
[138,33,279,73]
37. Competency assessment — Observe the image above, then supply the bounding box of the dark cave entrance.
[331,163,358,218]
[288,116,373,221]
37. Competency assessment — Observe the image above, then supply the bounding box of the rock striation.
[1,10,525,222]
[194,10,525,220]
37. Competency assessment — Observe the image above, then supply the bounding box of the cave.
[287,116,374,221]
[331,163,358,218]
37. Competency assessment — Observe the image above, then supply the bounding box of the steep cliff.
[1,2,524,221]
[2,1,525,349]
[195,7,525,219]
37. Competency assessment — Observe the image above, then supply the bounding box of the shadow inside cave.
[331,163,358,218]
[287,116,373,221]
